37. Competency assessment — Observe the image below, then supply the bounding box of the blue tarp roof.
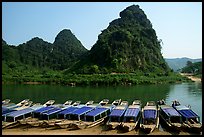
[5,108,33,117]
[33,106,55,113]
[162,107,181,117]
[85,107,108,117]
[42,107,62,115]
[58,107,79,115]
[2,107,15,115]
[2,107,9,112]
[109,109,126,117]
[71,106,94,115]
[178,109,198,119]
[143,109,156,119]
[124,108,140,117]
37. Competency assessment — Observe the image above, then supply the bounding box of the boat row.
[2,98,202,134]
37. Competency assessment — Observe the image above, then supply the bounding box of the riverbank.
[2,125,201,135]
[2,72,192,86]
[180,73,202,82]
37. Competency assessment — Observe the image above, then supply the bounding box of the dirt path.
[180,73,201,82]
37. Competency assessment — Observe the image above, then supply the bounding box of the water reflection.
[2,82,202,121]
[165,83,202,122]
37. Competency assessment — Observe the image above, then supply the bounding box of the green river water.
[2,82,202,121]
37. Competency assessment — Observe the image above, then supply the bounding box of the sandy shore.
[180,73,201,82]
[2,125,201,135]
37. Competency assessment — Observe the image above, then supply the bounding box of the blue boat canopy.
[42,107,62,115]
[58,107,79,115]
[109,109,126,117]
[5,108,33,117]
[71,106,94,115]
[34,106,55,113]
[162,107,181,117]
[85,107,108,117]
[178,109,198,118]
[144,109,156,119]
[124,108,140,117]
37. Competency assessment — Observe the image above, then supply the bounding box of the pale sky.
[2,2,202,59]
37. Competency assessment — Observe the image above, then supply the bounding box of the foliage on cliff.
[68,5,170,74]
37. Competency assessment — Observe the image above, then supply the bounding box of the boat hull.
[159,114,182,132]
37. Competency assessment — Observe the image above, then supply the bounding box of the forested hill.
[181,61,202,76]
[68,5,170,74]
[2,29,88,71]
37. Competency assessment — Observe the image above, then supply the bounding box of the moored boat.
[172,100,202,133]
[112,99,122,106]
[2,103,44,129]
[157,99,182,132]
[53,101,93,129]
[85,100,94,106]
[43,100,55,106]
[72,101,81,106]
[67,103,99,130]
[2,99,11,105]
[99,99,109,106]
[106,101,128,130]
[3,99,30,110]
[120,100,141,132]
[140,101,159,133]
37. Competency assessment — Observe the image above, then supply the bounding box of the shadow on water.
[2,84,171,106]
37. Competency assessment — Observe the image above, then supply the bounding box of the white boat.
[106,101,128,130]
[140,101,159,133]
[112,99,122,106]
[157,100,182,132]
[99,99,109,106]
[120,100,141,131]
[172,100,202,133]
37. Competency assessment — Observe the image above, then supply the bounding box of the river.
[2,82,202,121]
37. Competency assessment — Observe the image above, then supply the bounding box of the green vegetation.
[67,5,170,74]
[2,5,196,86]
[2,69,191,86]
[181,61,202,78]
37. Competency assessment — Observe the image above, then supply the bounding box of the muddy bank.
[2,125,201,135]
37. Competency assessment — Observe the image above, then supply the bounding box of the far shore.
[180,73,201,82]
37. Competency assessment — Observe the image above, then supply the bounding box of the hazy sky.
[2,2,202,59]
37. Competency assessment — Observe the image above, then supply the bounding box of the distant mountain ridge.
[165,57,202,72]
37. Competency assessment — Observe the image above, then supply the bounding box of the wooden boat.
[2,99,31,117]
[70,102,116,130]
[3,99,30,109]
[72,101,81,106]
[157,99,182,132]
[64,100,73,106]
[2,99,11,105]
[35,101,74,128]
[112,99,122,106]
[2,103,44,129]
[85,100,94,106]
[18,100,56,127]
[14,101,33,111]
[172,100,202,133]
[66,103,99,130]
[140,101,159,133]
[2,101,33,121]
[99,99,109,106]
[43,100,55,107]
[119,100,141,131]
[106,101,128,130]
[52,101,90,129]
